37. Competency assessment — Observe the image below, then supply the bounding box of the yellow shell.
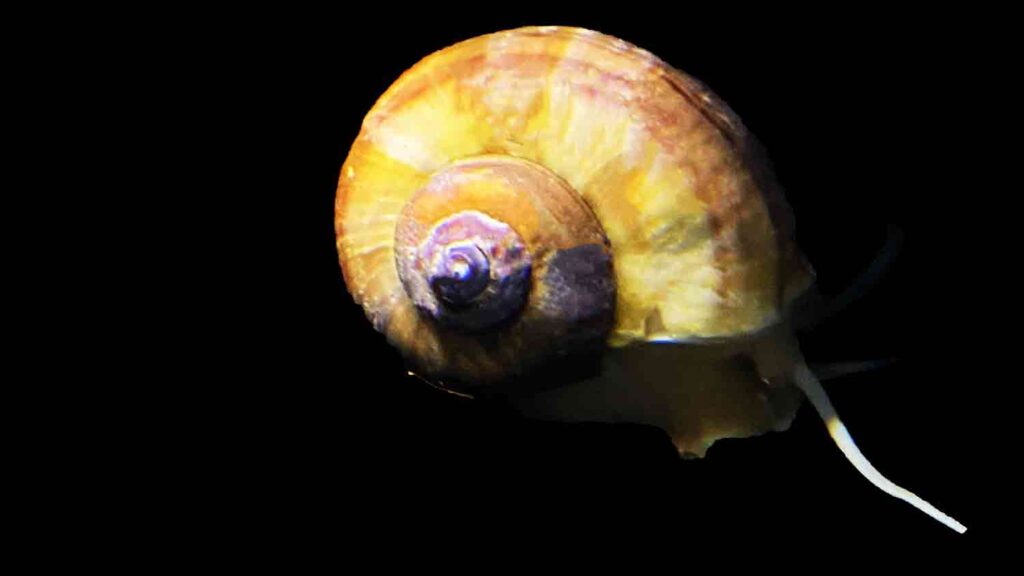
[336,26,812,367]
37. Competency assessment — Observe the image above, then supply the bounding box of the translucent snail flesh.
[334,26,965,532]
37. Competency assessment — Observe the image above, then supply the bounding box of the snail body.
[335,27,964,532]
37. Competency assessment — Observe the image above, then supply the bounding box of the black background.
[194,7,999,556]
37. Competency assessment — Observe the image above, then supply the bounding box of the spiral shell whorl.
[382,155,615,384]
[397,210,532,331]
[336,26,814,384]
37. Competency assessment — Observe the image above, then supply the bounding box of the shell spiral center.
[406,210,532,331]
[391,155,616,380]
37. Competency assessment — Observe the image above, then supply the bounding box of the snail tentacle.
[792,362,967,533]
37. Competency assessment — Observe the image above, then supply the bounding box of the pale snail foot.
[506,332,967,533]
[506,338,803,458]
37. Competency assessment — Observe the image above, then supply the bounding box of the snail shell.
[336,26,811,387]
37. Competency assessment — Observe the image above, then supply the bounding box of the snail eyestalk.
[791,362,966,533]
